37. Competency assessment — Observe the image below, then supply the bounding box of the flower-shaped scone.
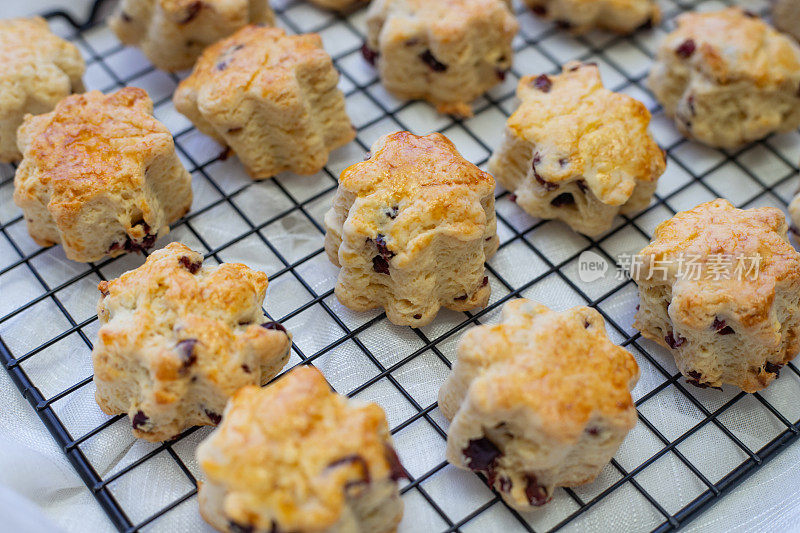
[488,62,665,237]
[0,17,85,163]
[364,0,518,117]
[439,299,639,510]
[13,88,192,262]
[109,0,275,72]
[632,199,800,392]
[324,132,499,327]
[774,0,800,42]
[525,0,660,34]
[93,243,292,441]
[197,366,406,533]
[174,25,355,179]
[648,8,800,149]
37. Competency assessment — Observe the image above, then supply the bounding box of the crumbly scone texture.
[174,25,355,179]
[647,7,800,149]
[13,88,192,263]
[774,0,800,42]
[488,62,665,237]
[523,0,660,34]
[109,0,275,72]
[93,242,292,442]
[365,0,518,117]
[439,299,639,511]
[0,17,85,163]
[324,131,499,327]
[632,199,800,393]
[196,366,405,533]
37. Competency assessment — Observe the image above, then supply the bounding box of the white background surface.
[2,0,800,532]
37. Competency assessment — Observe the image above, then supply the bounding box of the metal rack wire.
[2,0,800,531]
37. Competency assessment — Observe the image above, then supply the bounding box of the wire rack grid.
[2,0,800,531]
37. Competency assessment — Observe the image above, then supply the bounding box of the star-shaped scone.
[174,25,355,179]
[0,17,85,162]
[196,366,406,533]
[632,199,800,393]
[648,7,800,149]
[524,0,660,34]
[109,0,275,72]
[324,131,499,327]
[364,0,518,117]
[489,62,665,236]
[93,242,292,442]
[439,299,639,510]
[13,88,192,262]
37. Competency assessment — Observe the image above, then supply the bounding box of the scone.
[525,0,660,34]
[109,0,275,72]
[364,0,518,117]
[13,88,192,262]
[632,199,800,393]
[648,7,800,149]
[439,299,639,510]
[324,131,499,327]
[92,242,292,442]
[0,17,85,163]
[196,366,406,533]
[174,25,355,179]
[488,62,665,237]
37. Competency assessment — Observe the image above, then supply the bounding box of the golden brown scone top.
[158,0,252,22]
[197,366,403,532]
[338,131,495,252]
[96,242,285,385]
[177,25,329,115]
[458,300,639,442]
[636,199,800,329]
[15,88,175,215]
[663,8,800,87]
[510,62,665,206]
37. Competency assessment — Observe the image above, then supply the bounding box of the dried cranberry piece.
[112,221,158,254]
[664,331,686,349]
[176,339,198,368]
[463,437,501,471]
[532,74,552,93]
[361,43,379,65]
[524,474,550,506]
[558,158,569,167]
[764,362,783,375]
[373,256,390,275]
[712,317,734,335]
[178,255,202,274]
[454,294,468,301]
[495,68,507,81]
[532,153,558,191]
[386,206,399,219]
[420,49,447,72]
[583,320,591,329]
[177,1,203,24]
[412,313,422,319]
[132,410,149,430]
[555,20,572,30]
[261,321,287,333]
[227,127,243,134]
[586,426,600,436]
[384,443,408,481]
[675,39,696,58]
[686,370,721,390]
[121,12,133,22]
[374,234,394,260]
[241,364,251,373]
[791,225,800,236]
[550,192,575,208]
[328,454,372,484]
[205,409,222,425]
[481,276,489,287]
[498,476,512,493]
[531,5,547,16]
[508,193,517,203]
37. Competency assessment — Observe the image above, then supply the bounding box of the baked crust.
[324,131,498,326]
[92,242,292,441]
[196,366,404,533]
[632,199,800,392]
[647,7,800,148]
[13,88,192,262]
[489,61,665,236]
[0,17,85,162]
[439,299,639,510]
[174,25,355,179]
[524,0,660,34]
[109,0,275,72]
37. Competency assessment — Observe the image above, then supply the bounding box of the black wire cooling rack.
[2,0,800,531]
